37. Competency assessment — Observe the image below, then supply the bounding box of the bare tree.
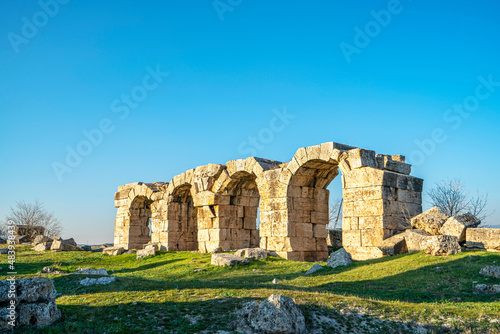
[427,177,494,224]
[328,198,343,229]
[2,200,63,237]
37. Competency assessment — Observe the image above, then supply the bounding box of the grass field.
[2,246,500,333]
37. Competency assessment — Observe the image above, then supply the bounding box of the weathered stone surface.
[17,301,61,327]
[456,212,481,228]
[378,233,407,256]
[327,248,352,269]
[421,235,461,256]
[102,246,125,256]
[114,141,423,263]
[474,284,500,294]
[211,253,249,266]
[75,268,108,276]
[80,277,117,286]
[466,228,500,251]
[0,248,9,254]
[40,267,67,274]
[439,216,467,242]
[326,229,342,247]
[50,240,82,252]
[305,264,324,275]
[34,242,52,252]
[479,266,500,279]
[31,235,52,246]
[81,245,92,251]
[136,247,156,259]
[238,294,306,334]
[234,248,268,260]
[13,225,45,243]
[62,238,77,246]
[404,229,431,253]
[410,207,448,235]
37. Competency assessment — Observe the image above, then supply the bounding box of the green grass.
[2,246,500,333]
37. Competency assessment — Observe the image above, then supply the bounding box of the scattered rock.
[0,238,6,244]
[211,253,249,267]
[31,235,52,246]
[144,244,159,251]
[74,268,108,276]
[421,235,461,256]
[439,213,478,242]
[404,229,431,253]
[272,278,280,284]
[0,248,9,255]
[34,242,52,252]
[210,247,223,254]
[79,277,117,286]
[234,248,268,260]
[81,245,92,251]
[237,294,306,334]
[305,264,324,275]
[17,301,61,328]
[410,206,448,235]
[474,284,500,294]
[50,240,82,252]
[194,269,206,273]
[125,249,137,254]
[62,238,77,246]
[378,233,407,256]
[40,267,67,274]
[136,247,156,259]
[0,277,61,329]
[479,266,500,279]
[327,248,352,269]
[102,246,125,256]
[466,228,500,251]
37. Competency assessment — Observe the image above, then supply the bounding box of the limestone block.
[466,228,500,251]
[361,228,391,247]
[211,253,249,267]
[404,229,431,253]
[313,224,328,238]
[50,240,82,252]
[102,247,125,256]
[316,238,328,252]
[342,230,361,247]
[344,246,384,261]
[480,266,500,279]
[342,217,359,230]
[310,211,328,224]
[440,216,467,242]
[421,235,461,256]
[358,216,384,230]
[410,207,448,235]
[378,233,407,256]
[234,248,268,260]
[327,248,352,268]
[347,148,376,170]
[295,223,313,238]
[136,247,155,259]
[34,242,52,252]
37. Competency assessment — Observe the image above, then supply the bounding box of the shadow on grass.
[14,296,466,334]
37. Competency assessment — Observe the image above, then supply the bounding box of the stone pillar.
[342,152,423,260]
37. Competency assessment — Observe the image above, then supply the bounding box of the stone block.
[410,207,448,235]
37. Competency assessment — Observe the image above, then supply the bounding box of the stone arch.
[161,182,198,251]
[215,167,261,250]
[114,182,166,250]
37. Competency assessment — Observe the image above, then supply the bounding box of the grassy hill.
[2,246,500,333]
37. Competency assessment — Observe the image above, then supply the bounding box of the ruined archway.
[163,184,198,251]
[114,142,423,261]
[128,196,153,249]
[216,170,260,250]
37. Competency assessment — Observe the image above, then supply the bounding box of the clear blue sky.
[1,0,499,244]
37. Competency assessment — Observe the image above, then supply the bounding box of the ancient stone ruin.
[113,142,424,261]
[14,225,45,244]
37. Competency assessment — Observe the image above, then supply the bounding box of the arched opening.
[287,159,340,261]
[166,184,198,251]
[128,196,153,249]
[218,171,260,250]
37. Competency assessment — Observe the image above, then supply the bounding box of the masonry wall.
[113,142,423,261]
